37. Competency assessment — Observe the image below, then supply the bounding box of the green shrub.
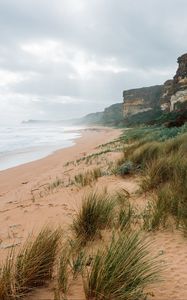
[118,161,134,175]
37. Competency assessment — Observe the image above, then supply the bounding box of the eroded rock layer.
[123,85,163,117]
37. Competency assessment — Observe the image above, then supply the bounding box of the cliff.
[160,53,187,111]
[123,53,187,118]
[123,85,163,117]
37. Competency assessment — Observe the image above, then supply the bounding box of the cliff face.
[123,53,187,118]
[123,85,163,117]
[160,53,187,111]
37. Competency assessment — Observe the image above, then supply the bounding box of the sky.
[0,0,187,124]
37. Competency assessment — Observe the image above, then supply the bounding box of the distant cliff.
[78,103,123,126]
[24,103,123,127]
[123,85,163,117]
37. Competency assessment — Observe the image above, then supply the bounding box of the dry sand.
[0,126,187,300]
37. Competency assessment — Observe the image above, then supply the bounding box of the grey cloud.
[0,0,187,123]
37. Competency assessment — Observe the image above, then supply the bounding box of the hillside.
[77,103,123,126]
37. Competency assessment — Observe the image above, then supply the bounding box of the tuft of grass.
[113,189,134,229]
[15,227,61,296]
[164,133,187,154]
[141,153,187,191]
[83,230,160,300]
[48,178,64,192]
[0,227,61,299]
[128,141,162,167]
[74,168,102,187]
[142,196,169,231]
[72,191,115,244]
[56,246,70,295]
[118,205,134,230]
[114,188,130,207]
[69,249,86,279]
[0,251,15,300]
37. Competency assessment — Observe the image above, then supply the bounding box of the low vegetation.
[0,227,61,299]
[72,191,115,244]
[74,168,102,187]
[116,124,187,231]
[83,230,160,300]
[56,245,70,295]
[1,121,187,299]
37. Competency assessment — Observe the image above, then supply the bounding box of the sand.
[0,126,187,300]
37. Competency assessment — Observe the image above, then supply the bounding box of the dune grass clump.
[141,153,187,230]
[164,133,187,154]
[128,141,162,167]
[0,227,61,299]
[141,153,187,191]
[74,168,102,187]
[72,191,115,244]
[83,230,160,300]
[114,189,130,207]
[143,195,169,231]
[15,227,61,296]
[158,180,187,229]
[56,246,70,295]
[113,189,134,229]
[55,239,87,299]
[48,178,64,191]
[118,205,134,230]
[68,241,87,279]
[0,252,15,300]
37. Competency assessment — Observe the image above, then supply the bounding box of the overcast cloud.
[0,0,187,124]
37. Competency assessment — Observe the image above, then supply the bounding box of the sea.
[0,123,83,171]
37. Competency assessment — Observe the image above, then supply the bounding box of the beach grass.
[72,190,115,244]
[116,125,187,231]
[0,227,61,299]
[0,251,15,300]
[74,168,102,187]
[83,230,160,300]
[56,245,70,295]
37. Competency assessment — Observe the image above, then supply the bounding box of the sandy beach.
[0,126,187,300]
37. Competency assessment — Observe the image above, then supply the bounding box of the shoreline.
[0,126,122,200]
[0,125,122,261]
[0,126,83,172]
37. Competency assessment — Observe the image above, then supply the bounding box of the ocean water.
[0,124,83,171]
